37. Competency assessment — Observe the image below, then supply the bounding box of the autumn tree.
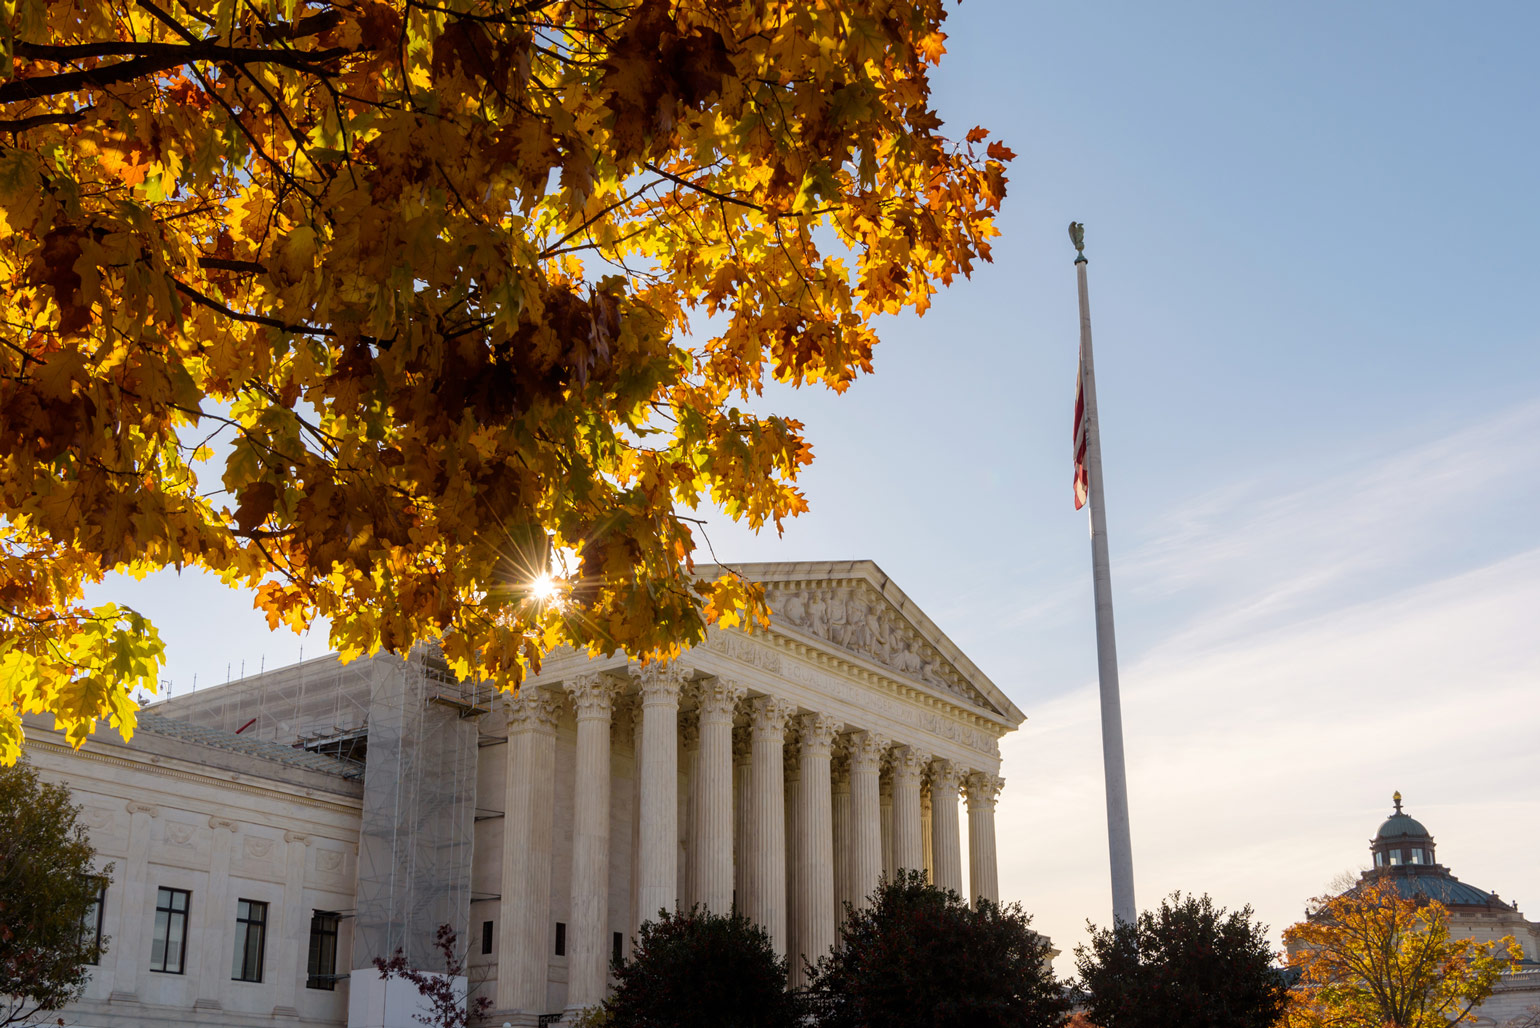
[1283,877,1520,1028]
[0,0,1012,761]
[804,870,1067,1028]
[0,760,111,1025]
[1074,891,1287,1028]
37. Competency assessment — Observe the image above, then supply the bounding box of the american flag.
[1073,343,1089,510]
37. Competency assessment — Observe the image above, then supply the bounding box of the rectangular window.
[1390,849,1403,866]
[231,899,268,982]
[81,878,106,965]
[482,920,494,955]
[307,911,340,990]
[554,922,566,957]
[612,932,623,966]
[150,887,190,974]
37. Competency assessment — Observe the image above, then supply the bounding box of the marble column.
[678,720,699,905]
[879,776,894,882]
[928,761,965,897]
[890,747,929,874]
[633,662,686,924]
[564,673,619,1013]
[921,788,934,884]
[965,771,1004,907]
[732,723,752,910]
[627,703,643,937]
[847,732,887,908]
[497,688,563,1013]
[830,751,852,923]
[273,830,310,1017]
[783,743,800,967]
[792,713,840,985]
[692,679,746,913]
[744,696,794,956]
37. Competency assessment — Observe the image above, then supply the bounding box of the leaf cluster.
[805,870,1069,1028]
[1282,877,1521,1028]
[0,0,1012,759]
[0,760,111,1024]
[1073,891,1287,1028]
[603,905,802,1028]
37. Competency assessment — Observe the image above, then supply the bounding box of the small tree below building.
[804,870,1068,1028]
[1074,891,1287,1028]
[602,907,802,1028]
[0,760,111,1025]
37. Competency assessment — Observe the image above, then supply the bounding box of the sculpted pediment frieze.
[763,581,993,712]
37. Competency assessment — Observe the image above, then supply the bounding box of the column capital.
[695,677,748,723]
[566,672,620,720]
[929,759,965,795]
[847,731,890,773]
[503,686,563,732]
[732,723,754,764]
[964,771,1004,811]
[891,746,931,786]
[747,695,796,739]
[631,660,689,705]
[794,713,841,759]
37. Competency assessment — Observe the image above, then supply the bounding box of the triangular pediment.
[697,560,1024,727]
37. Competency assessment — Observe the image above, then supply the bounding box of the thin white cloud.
[997,401,1540,977]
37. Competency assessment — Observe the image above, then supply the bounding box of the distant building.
[26,560,1025,1028]
[1309,793,1540,1026]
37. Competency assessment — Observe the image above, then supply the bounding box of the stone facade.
[30,560,1024,1028]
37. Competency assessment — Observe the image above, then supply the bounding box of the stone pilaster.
[928,761,965,897]
[879,773,894,882]
[891,747,929,874]
[965,771,1004,907]
[109,800,159,1000]
[497,688,563,1013]
[692,678,746,913]
[792,713,840,985]
[272,830,310,1017]
[194,816,237,1010]
[846,732,887,909]
[744,696,795,957]
[564,673,619,1013]
[631,661,687,924]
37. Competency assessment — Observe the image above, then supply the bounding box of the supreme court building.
[27,560,1025,1027]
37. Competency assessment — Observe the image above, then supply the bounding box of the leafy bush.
[805,870,1068,1028]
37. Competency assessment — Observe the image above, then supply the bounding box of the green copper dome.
[1375,791,1431,839]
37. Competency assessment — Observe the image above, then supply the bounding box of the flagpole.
[1072,223,1137,926]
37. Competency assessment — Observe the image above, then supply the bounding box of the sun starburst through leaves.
[0,0,1012,761]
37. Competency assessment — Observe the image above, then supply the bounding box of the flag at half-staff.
[1069,221,1137,926]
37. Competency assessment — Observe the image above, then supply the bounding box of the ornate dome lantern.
[1371,791,1438,869]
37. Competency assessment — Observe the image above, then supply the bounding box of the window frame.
[481,920,494,955]
[306,910,341,991]
[150,887,191,974]
[81,877,107,965]
[231,898,269,983]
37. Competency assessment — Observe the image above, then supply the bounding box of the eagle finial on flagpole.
[1069,221,1087,264]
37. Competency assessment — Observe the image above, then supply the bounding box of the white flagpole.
[1073,224,1137,926]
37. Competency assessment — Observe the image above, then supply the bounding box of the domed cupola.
[1371,791,1438,869]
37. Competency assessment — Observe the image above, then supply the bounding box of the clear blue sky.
[93,1,1540,971]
